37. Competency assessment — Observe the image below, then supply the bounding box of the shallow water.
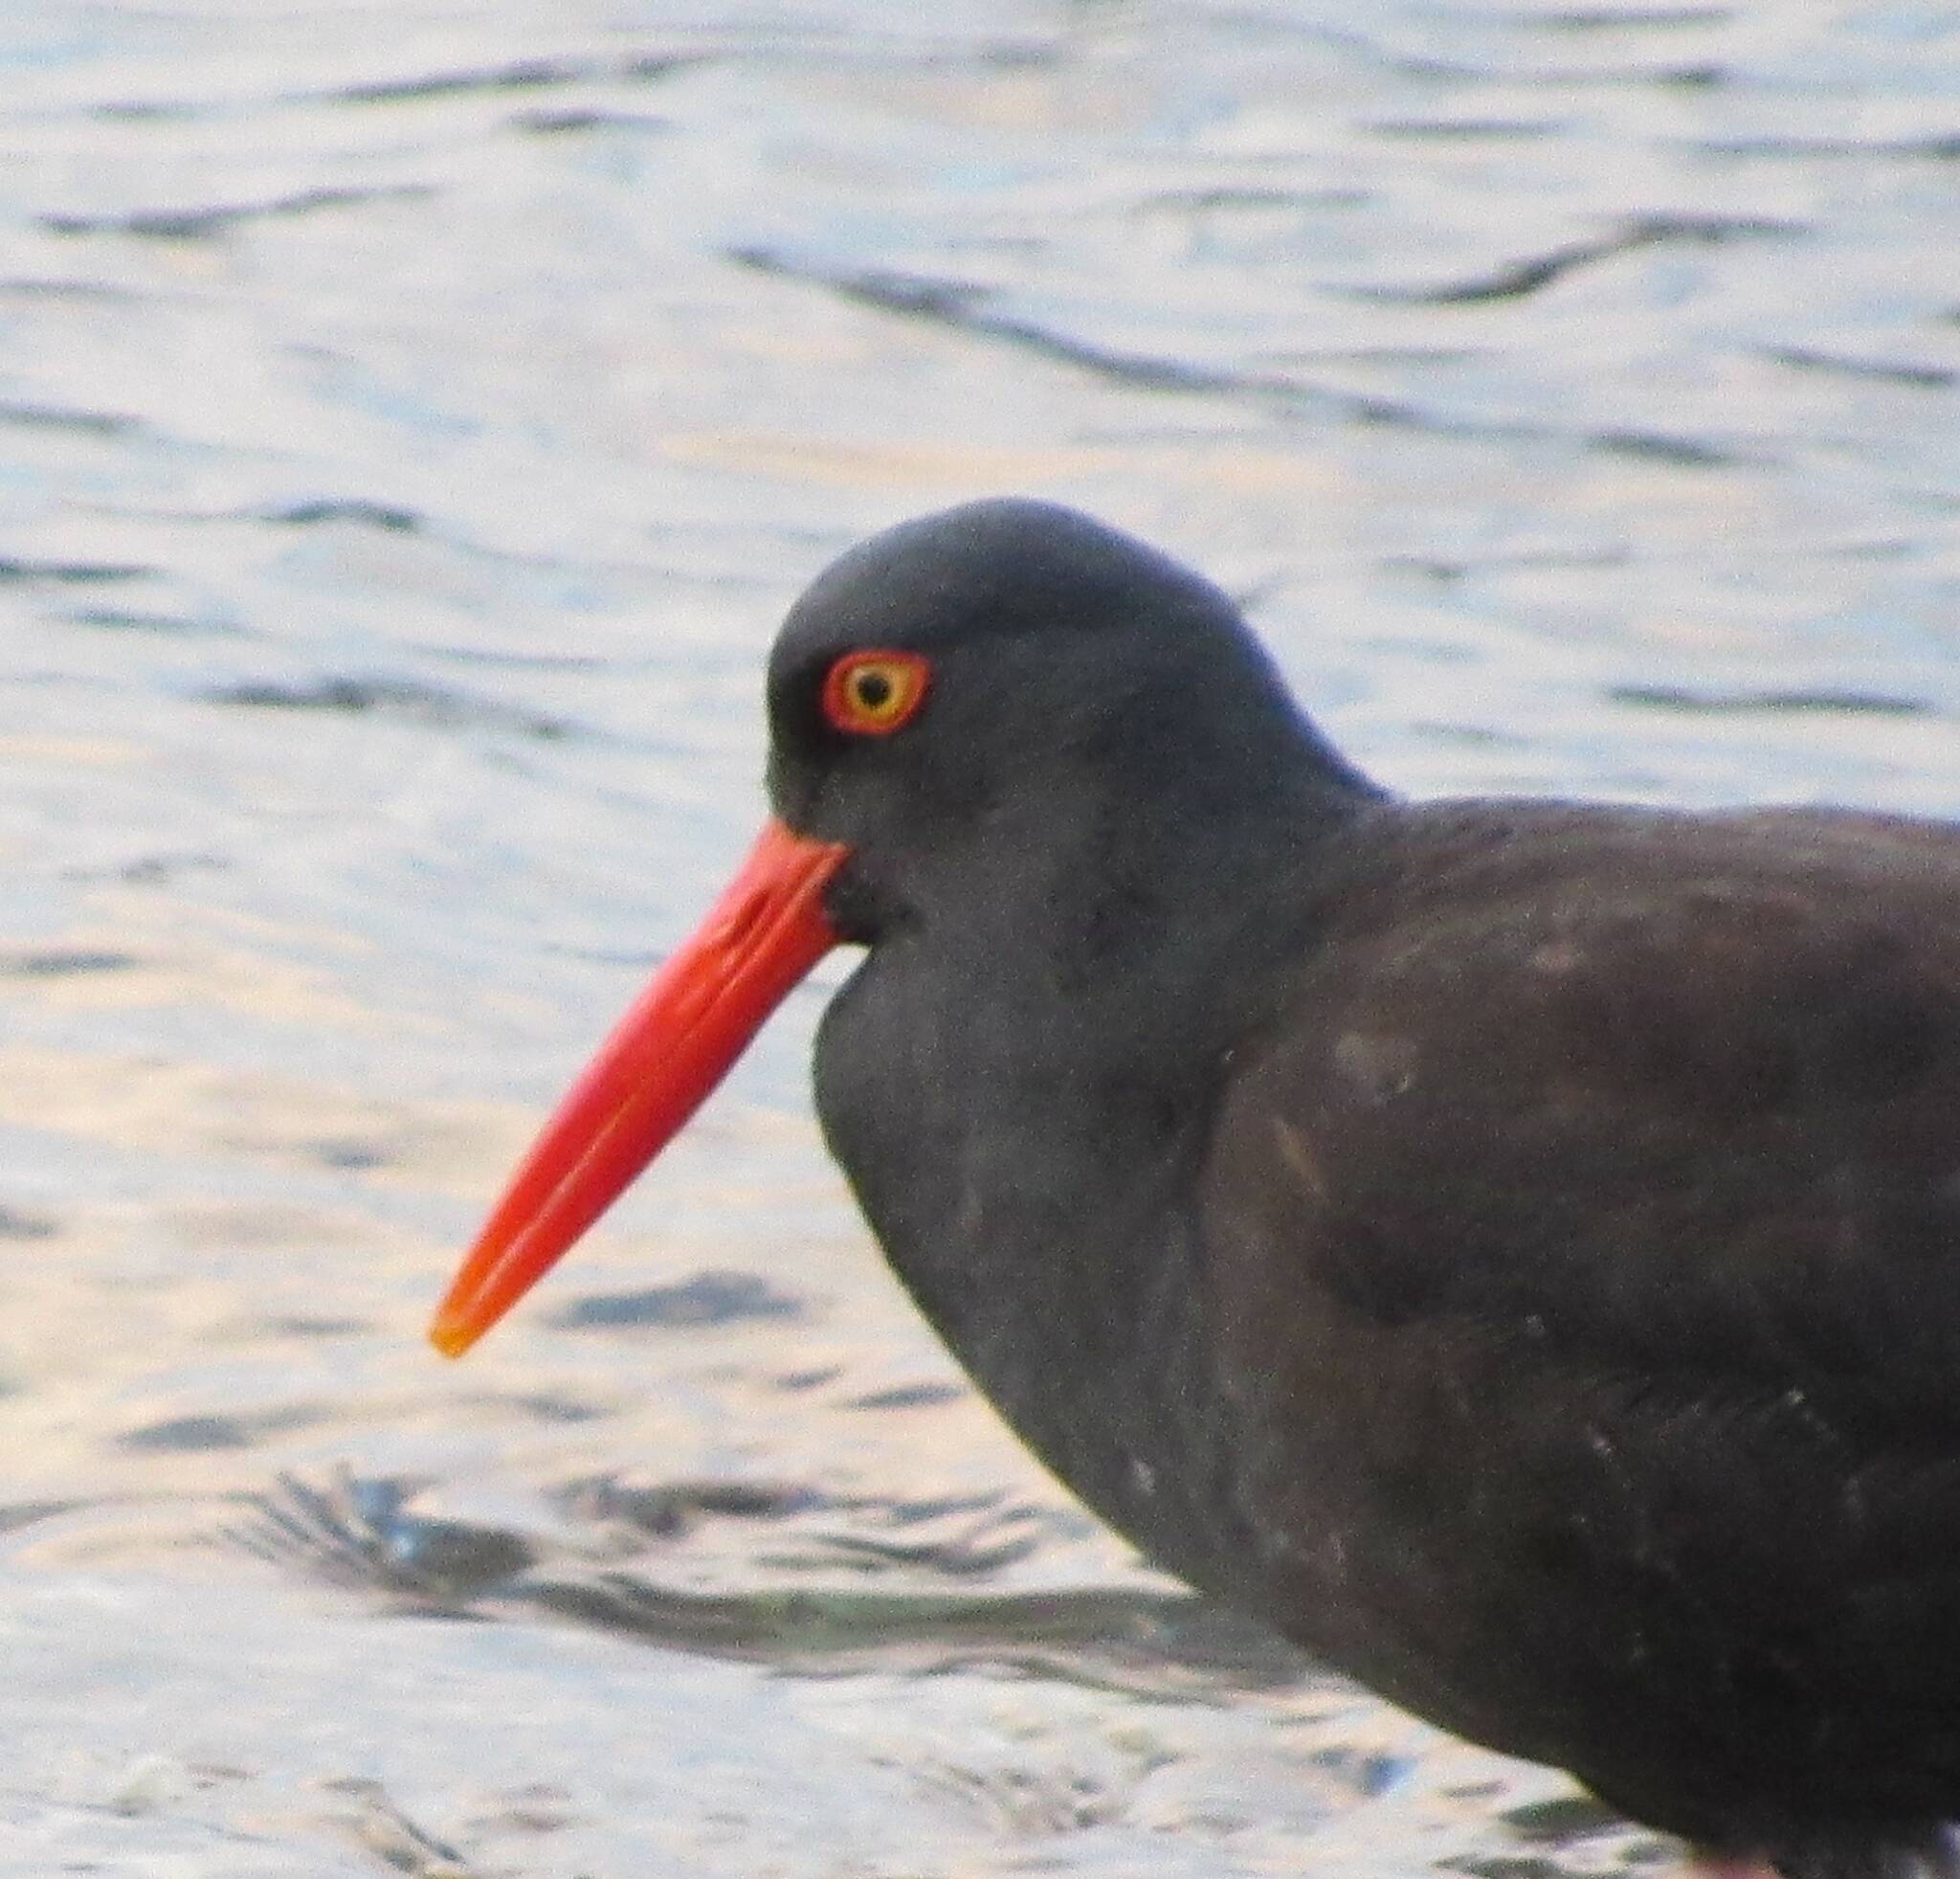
[2,1,1957,1871]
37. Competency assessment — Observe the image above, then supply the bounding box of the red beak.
[430,817,849,1357]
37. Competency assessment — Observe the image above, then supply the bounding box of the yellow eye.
[821,649,931,736]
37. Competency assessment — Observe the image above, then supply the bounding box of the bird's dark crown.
[764,500,1375,935]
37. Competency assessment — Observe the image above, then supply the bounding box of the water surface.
[3,2,1958,1871]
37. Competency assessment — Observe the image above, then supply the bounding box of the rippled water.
[3,3,1957,1872]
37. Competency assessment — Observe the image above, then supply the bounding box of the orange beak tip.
[427,1312,481,1360]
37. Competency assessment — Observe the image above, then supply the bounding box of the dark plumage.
[438,500,1960,1879]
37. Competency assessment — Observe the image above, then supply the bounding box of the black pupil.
[854,669,894,711]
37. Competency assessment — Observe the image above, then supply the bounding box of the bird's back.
[1198,798,1960,1875]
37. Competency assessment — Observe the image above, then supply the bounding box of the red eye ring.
[821,649,931,736]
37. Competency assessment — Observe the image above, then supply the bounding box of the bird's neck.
[813,754,1379,1588]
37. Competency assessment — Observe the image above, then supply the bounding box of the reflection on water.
[3,0,1957,1871]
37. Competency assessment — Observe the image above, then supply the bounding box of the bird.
[431,498,1960,1879]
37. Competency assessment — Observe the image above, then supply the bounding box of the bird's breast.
[811,942,1260,1587]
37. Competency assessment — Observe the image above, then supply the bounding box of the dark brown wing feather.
[1199,802,1960,1853]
